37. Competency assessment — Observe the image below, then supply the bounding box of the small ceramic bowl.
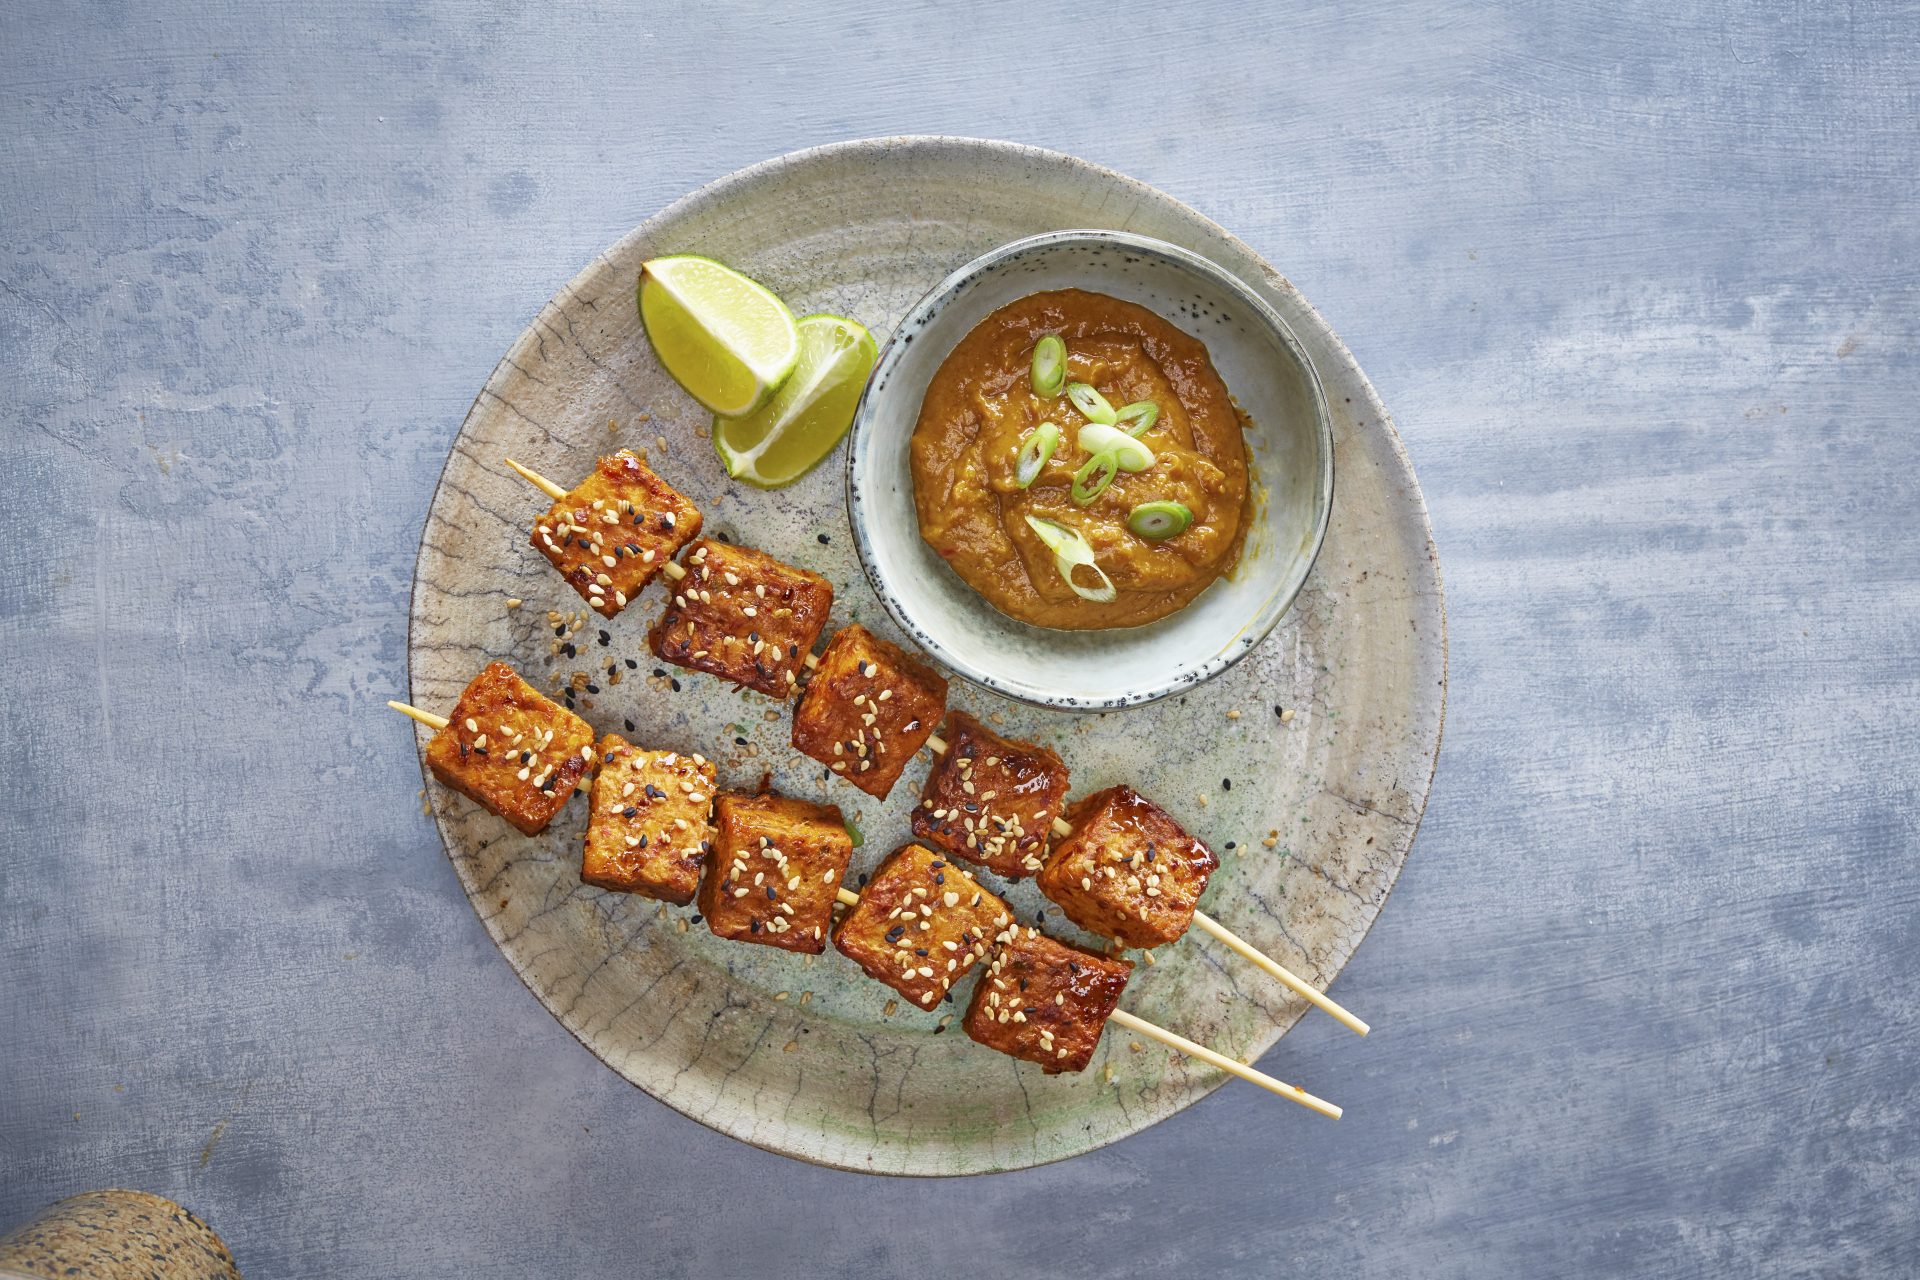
[845,230,1333,710]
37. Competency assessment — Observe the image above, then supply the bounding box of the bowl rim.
[843,227,1336,710]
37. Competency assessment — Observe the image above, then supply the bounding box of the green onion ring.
[1023,515,1117,603]
[1030,334,1067,397]
[1126,500,1193,540]
[1066,382,1117,425]
[1078,422,1154,472]
[1071,451,1119,505]
[1013,422,1059,488]
[1115,400,1160,437]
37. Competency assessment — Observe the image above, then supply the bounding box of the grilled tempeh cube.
[964,927,1132,1073]
[698,792,853,954]
[834,844,1013,1010]
[530,450,702,618]
[1035,786,1219,949]
[791,624,948,799]
[648,539,833,698]
[580,734,715,904]
[424,662,595,835]
[911,710,1069,879]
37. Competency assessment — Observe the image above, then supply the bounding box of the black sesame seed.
[586,684,600,694]
[1222,778,1231,791]
[765,886,777,900]
[689,913,702,924]
[625,658,638,670]
[750,920,761,933]
[817,533,830,544]
[669,679,681,692]
[624,719,635,731]
[653,668,667,678]
[562,643,577,658]
[598,630,611,646]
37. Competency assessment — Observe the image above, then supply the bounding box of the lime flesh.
[638,255,800,416]
[712,313,878,488]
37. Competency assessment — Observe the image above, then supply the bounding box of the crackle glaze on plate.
[406,137,1446,1175]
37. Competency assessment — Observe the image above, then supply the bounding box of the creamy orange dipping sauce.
[910,289,1250,629]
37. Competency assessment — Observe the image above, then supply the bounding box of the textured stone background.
[3,2,1915,1276]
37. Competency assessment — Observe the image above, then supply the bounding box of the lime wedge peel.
[638,255,800,417]
[713,313,878,488]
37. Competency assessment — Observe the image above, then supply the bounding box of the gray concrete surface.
[3,2,1915,1276]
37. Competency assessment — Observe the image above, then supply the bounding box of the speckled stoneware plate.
[847,228,1334,709]
[406,136,1446,1175]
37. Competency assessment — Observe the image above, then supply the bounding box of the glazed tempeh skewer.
[391,684,1339,1116]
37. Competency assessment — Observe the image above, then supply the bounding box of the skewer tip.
[388,700,450,731]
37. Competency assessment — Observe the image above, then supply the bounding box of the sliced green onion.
[1071,451,1118,505]
[1024,515,1117,603]
[1115,400,1160,437]
[1078,422,1154,473]
[1127,500,1194,540]
[1031,334,1066,397]
[1013,421,1059,488]
[1066,382,1117,425]
[844,817,864,848]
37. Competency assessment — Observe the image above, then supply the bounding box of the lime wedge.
[712,313,878,488]
[638,255,800,416]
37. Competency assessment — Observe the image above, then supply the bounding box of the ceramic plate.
[406,137,1446,1174]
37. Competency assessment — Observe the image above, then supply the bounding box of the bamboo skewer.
[831,889,1338,1116]
[1106,1009,1341,1118]
[501,459,1366,1035]
[387,697,1339,1117]
[920,737,1369,1035]
[504,457,569,501]
[389,701,449,731]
